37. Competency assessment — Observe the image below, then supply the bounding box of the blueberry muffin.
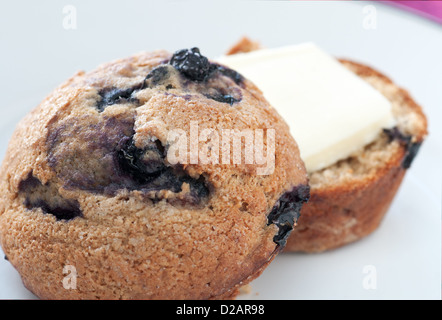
[0,48,309,299]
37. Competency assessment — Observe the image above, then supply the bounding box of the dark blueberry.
[171,164,210,201]
[117,138,166,184]
[214,64,244,85]
[18,174,42,191]
[170,48,214,82]
[402,142,422,169]
[19,173,83,221]
[136,169,210,206]
[182,175,210,203]
[383,127,410,143]
[141,169,182,193]
[383,127,422,169]
[4,255,8,261]
[24,198,82,221]
[267,184,310,247]
[206,93,240,106]
[145,65,171,86]
[116,137,210,204]
[96,84,143,112]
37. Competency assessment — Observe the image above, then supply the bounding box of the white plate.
[0,1,441,300]
[240,170,441,300]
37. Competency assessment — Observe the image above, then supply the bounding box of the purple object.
[382,1,442,24]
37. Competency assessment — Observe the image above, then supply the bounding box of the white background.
[0,0,441,299]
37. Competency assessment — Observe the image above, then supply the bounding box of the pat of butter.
[216,43,395,173]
